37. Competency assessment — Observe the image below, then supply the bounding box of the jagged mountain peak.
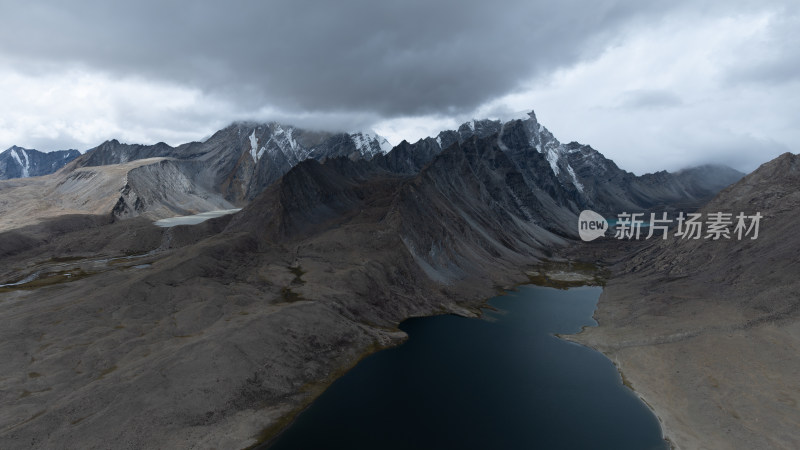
[428,110,585,194]
[214,121,393,163]
[348,131,393,158]
[417,108,743,215]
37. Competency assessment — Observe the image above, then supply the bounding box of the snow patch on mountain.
[20,149,29,177]
[273,125,310,164]
[10,148,30,178]
[545,148,560,176]
[9,149,22,168]
[248,130,261,162]
[275,125,299,153]
[567,164,584,192]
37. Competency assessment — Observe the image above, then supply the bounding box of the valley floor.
[2,220,797,449]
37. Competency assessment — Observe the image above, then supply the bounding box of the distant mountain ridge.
[0,146,81,180]
[0,110,743,228]
[68,123,393,204]
[412,111,745,215]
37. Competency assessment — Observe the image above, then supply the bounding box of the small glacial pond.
[265,285,667,450]
[153,209,241,227]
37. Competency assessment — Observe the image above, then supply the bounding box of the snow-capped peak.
[350,131,393,158]
[519,112,592,193]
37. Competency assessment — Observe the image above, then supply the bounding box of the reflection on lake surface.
[266,285,667,450]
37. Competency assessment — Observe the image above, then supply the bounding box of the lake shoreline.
[250,263,560,447]
[257,261,669,449]
[525,262,674,450]
[562,334,676,450]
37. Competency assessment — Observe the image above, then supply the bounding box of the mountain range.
[0,110,761,449]
[0,111,742,235]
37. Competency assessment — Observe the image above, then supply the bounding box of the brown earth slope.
[572,152,800,449]
[0,157,233,232]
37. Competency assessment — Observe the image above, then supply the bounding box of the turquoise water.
[265,285,667,449]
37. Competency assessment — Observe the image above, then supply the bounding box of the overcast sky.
[1,0,798,174]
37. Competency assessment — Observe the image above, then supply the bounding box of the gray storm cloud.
[1,0,798,175]
[0,0,680,118]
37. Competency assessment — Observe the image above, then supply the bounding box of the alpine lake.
[262,263,668,450]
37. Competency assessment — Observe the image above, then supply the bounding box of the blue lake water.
[265,285,667,450]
